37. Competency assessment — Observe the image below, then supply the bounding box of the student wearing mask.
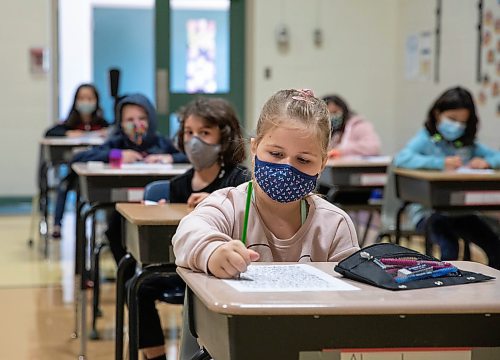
[53,93,187,239]
[394,86,500,269]
[47,84,109,238]
[322,94,381,157]
[120,97,249,360]
[45,83,108,137]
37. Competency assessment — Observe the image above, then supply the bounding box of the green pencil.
[241,180,253,246]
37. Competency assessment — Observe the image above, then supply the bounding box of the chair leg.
[27,194,40,247]
[115,254,136,360]
[90,241,107,340]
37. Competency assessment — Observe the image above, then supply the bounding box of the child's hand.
[467,157,490,169]
[66,130,86,137]
[121,150,143,163]
[144,154,174,164]
[187,192,209,208]
[444,156,462,170]
[207,240,260,279]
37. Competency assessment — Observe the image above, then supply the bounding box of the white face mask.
[76,101,97,115]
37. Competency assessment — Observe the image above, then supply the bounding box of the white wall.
[394,0,500,151]
[58,0,154,119]
[0,1,53,196]
[246,0,399,152]
[2,0,498,197]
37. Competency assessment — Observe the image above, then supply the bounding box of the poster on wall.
[478,0,500,117]
[404,32,433,81]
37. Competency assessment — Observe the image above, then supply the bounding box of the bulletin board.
[477,0,500,117]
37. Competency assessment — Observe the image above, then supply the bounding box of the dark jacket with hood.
[72,94,187,163]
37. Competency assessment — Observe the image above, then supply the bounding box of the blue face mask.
[437,117,466,141]
[254,156,318,203]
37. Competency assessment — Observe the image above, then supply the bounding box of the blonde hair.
[255,89,331,159]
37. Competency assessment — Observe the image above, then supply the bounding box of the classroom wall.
[394,0,500,151]
[0,1,53,197]
[245,0,399,153]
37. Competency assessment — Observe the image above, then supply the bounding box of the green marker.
[241,181,253,246]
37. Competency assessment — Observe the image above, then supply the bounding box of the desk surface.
[178,261,500,316]
[394,168,500,181]
[116,203,191,226]
[40,136,105,146]
[72,162,192,176]
[325,156,392,168]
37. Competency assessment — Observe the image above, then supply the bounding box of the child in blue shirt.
[394,86,500,269]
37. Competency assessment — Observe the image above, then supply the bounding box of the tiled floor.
[0,212,181,359]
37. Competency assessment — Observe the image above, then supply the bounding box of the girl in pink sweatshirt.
[173,89,359,278]
[323,94,381,157]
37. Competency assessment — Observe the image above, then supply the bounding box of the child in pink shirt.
[173,89,359,278]
[323,94,381,158]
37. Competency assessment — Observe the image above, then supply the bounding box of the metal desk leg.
[72,199,86,340]
[359,211,374,247]
[128,264,178,360]
[395,202,409,245]
[115,254,136,360]
[77,203,112,359]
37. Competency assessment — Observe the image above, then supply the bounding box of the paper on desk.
[223,264,359,292]
[121,163,173,170]
[456,167,494,174]
[362,155,392,163]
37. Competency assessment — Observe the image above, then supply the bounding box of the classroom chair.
[116,179,186,360]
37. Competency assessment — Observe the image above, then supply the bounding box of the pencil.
[241,180,253,246]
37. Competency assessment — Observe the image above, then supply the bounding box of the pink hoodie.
[330,115,381,156]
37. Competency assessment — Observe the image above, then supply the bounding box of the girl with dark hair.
[46,84,109,238]
[45,83,108,137]
[322,94,380,157]
[394,86,500,269]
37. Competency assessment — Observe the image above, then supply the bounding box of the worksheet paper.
[456,167,495,174]
[223,264,359,292]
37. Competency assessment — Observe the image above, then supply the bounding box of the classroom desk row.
[45,147,500,359]
[71,162,191,358]
[115,203,500,360]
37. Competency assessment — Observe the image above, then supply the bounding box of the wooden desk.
[178,262,500,360]
[319,156,391,188]
[115,203,191,360]
[72,162,191,203]
[116,203,191,264]
[72,162,191,358]
[318,156,391,246]
[41,136,105,164]
[394,168,500,210]
[394,168,500,252]
[36,137,105,256]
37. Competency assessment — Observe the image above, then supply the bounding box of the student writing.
[394,86,500,269]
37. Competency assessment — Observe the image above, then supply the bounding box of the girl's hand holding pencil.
[207,240,260,279]
[207,181,259,279]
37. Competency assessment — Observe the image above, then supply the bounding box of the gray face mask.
[184,136,221,170]
[76,101,97,115]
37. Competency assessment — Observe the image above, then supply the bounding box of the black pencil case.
[334,243,494,290]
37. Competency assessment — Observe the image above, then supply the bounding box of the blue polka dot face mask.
[254,156,318,203]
